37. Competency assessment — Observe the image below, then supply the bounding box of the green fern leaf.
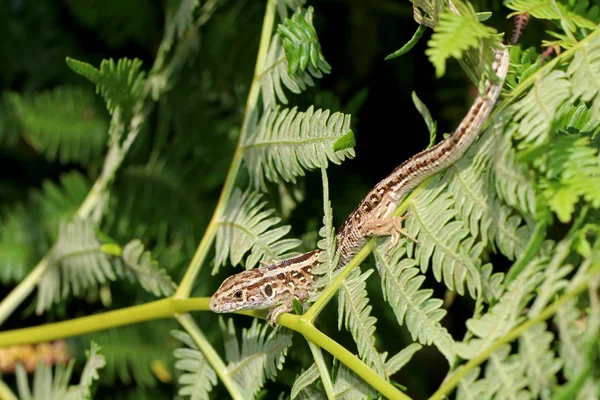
[493,127,537,217]
[220,318,292,399]
[291,363,320,399]
[278,7,331,76]
[338,268,387,377]
[454,247,548,360]
[172,330,217,400]
[384,343,422,377]
[425,2,498,77]
[258,34,331,107]
[505,0,597,32]
[66,57,146,117]
[38,219,117,314]
[0,204,44,284]
[519,323,562,399]
[161,0,199,51]
[242,105,354,189]
[120,240,177,297]
[512,70,571,147]
[7,86,108,164]
[214,188,301,273]
[568,34,600,122]
[16,342,105,400]
[374,246,456,365]
[405,177,482,298]
[37,172,91,241]
[332,364,376,400]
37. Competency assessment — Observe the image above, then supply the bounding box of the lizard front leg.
[360,213,418,254]
[266,288,311,327]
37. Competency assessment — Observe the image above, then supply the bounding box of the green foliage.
[7,86,108,164]
[219,318,293,399]
[278,7,331,76]
[120,240,177,297]
[426,1,499,77]
[214,188,302,272]
[66,58,146,117]
[242,105,354,189]
[15,342,105,400]
[172,330,217,400]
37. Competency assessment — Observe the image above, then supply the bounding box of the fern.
[162,0,200,50]
[119,240,177,297]
[405,177,482,298]
[219,318,292,398]
[86,323,175,387]
[505,0,597,33]
[38,219,117,313]
[242,105,354,189]
[291,363,320,399]
[338,268,387,377]
[331,364,376,400]
[512,70,572,147]
[66,57,146,117]
[7,86,108,164]
[15,342,105,400]
[568,33,600,119]
[214,188,301,273]
[37,172,91,241]
[277,7,331,76]
[384,343,422,377]
[172,330,217,400]
[425,1,498,77]
[374,246,456,365]
[258,32,330,108]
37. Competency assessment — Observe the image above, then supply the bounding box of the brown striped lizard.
[210,46,510,326]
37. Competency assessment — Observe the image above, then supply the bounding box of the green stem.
[306,341,335,398]
[280,314,410,400]
[176,314,245,400]
[429,267,598,400]
[0,379,18,400]
[176,0,277,297]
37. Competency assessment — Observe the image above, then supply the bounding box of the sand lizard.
[210,46,510,326]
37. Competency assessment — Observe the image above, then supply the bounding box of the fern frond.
[512,70,571,147]
[332,364,376,400]
[384,343,422,377]
[38,219,117,314]
[276,0,306,19]
[374,246,456,365]
[171,329,218,400]
[481,347,530,400]
[258,33,330,107]
[120,240,177,297]
[219,318,292,399]
[7,86,108,164]
[16,342,105,400]
[37,172,91,241]
[163,0,200,49]
[519,322,561,399]
[406,177,482,298]
[242,105,354,189]
[86,324,174,388]
[447,124,530,261]
[493,126,537,217]
[425,2,498,77]
[505,0,597,32]
[0,204,43,284]
[278,7,331,76]
[454,248,548,360]
[214,188,301,272]
[291,363,320,399]
[338,268,387,377]
[66,58,146,117]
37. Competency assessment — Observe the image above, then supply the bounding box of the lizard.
[209,45,510,326]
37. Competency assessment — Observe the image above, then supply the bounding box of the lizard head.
[209,268,281,313]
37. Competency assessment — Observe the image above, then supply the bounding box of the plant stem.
[306,341,335,398]
[176,0,277,297]
[176,314,245,400]
[429,267,598,400]
[0,379,18,400]
[281,314,410,399]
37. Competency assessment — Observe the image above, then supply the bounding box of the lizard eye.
[264,284,273,297]
[234,291,243,299]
